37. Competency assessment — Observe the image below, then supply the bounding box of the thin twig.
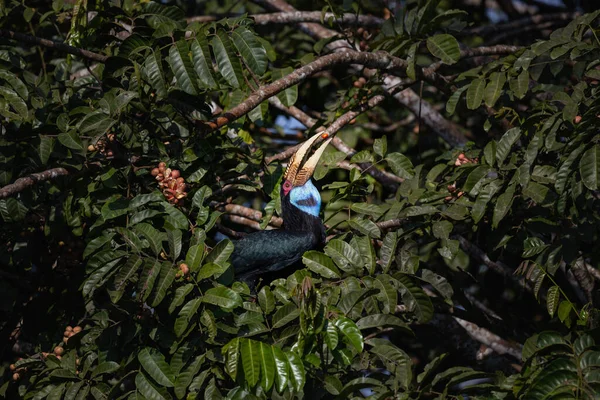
[0,29,108,63]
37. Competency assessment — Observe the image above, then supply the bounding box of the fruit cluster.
[62,325,82,344]
[9,359,26,382]
[454,153,478,167]
[87,133,115,157]
[151,162,187,205]
[176,262,190,279]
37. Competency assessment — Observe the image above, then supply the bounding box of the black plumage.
[230,134,331,284]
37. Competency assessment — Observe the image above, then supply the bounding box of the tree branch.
[188,12,384,27]
[0,168,69,199]
[453,317,522,360]
[267,95,404,189]
[0,29,108,63]
[204,51,409,132]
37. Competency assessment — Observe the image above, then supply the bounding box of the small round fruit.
[54,346,64,356]
[58,241,65,247]
[66,326,73,332]
[151,168,160,176]
[64,330,70,337]
[176,177,185,184]
[358,77,367,84]
[574,115,582,124]
[180,264,190,276]
[353,80,362,88]
[9,364,16,371]
[458,153,466,160]
[63,337,69,344]
[12,373,20,381]
[73,326,82,334]
[321,133,329,139]
[106,150,114,157]
[87,145,96,152]
[171,170,180,179]
[158,162,166,169]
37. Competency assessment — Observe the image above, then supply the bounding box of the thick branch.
[0,168,69,199]
[205,51,408,132]
[0,29,108,63]
[453,317,522,360]
[254,0,467,146]
[188,12,384,27]
[464,12,580,38]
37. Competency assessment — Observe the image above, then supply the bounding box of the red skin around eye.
[283,180,293,196]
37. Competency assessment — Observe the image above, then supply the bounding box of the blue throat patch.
[290,180,321,217]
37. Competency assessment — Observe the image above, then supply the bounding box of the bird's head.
[281,133,332,218]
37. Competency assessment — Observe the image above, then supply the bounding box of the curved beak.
[284,134,333,187]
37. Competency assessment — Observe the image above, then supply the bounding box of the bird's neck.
[281,189,326,245]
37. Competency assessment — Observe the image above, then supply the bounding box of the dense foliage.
[1,0,600,399]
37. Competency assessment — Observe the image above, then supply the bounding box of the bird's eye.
[283,181,292,189]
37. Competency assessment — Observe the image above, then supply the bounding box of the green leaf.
[144,50,167,98]
[258,342,275,391]
[272,303,300,329]
[466,78,485,110]
[492,183,515,228]
[324,239,362,274]
[546,285,560,317]
[325,321,339,350]
[302,250,340,279]
[374,275,397,314]
[197,262,228,280]
[203,286,242,310]
[483,72,506,107]
[78,111,116,138]
[369,344,412,389]
[113,255,143,292]
[185,244,205,272]
[556,144,585,194]
[138,260,161,302]
[58,131,84,151]
[205,239,234,267]
[240,339,260,387]
[380,231,398,274]
[273,347,289,393]
[149,262,177,307]
[348,218,381,239]
[0,70,28,99]
[285,351,305,392]
[0,86,27,118]
[426,34,460,64]
[83,232,115,259]
[335,316,364,352]
[212,29,244,88]
[446,85,468,114]
[174,355,204,399]
[174,298,202,337]
[374,136,387,157]
[231,26,267,76]
[496,127,521,166]
[351,203,384,218]
[580,144,600,190]
[386,152,415,179]
[393,273,434,323]
[356,314,411,332]
[135,372,170,400]
[91,362,120,378]
[166,228,182,260]
[258,286,275,314]
[272,67,297,107]
[138,348,175,387]
[191,36,217,89]
[169,40,198,95]
[133,223,163,256]
[168,283,194,314]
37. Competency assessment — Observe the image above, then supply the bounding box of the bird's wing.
[231,230,317,276]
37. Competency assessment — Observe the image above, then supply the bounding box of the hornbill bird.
[231,133,332,283]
